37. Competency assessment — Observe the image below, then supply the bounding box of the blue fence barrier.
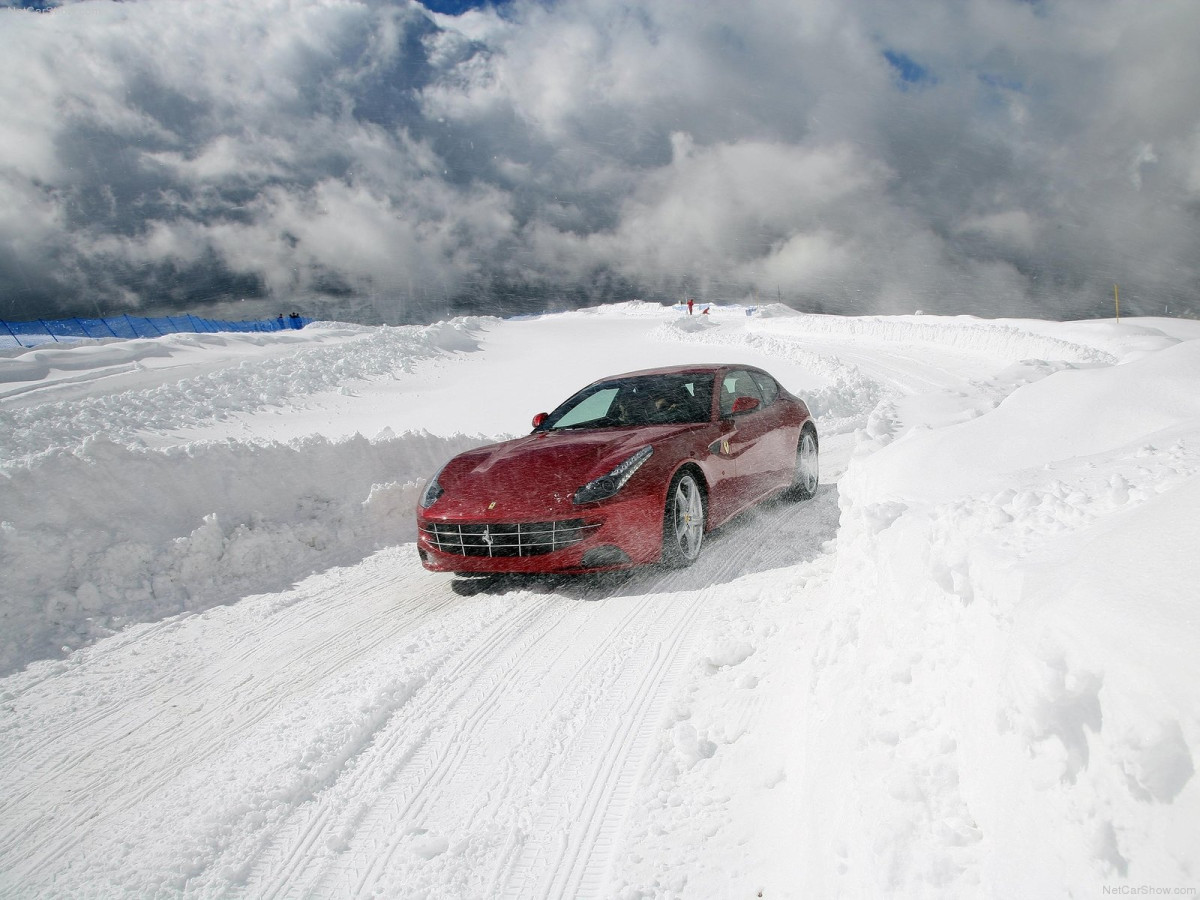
[0,313,312,349]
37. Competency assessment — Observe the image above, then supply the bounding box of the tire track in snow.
[344,595,602,897]
[0,549,467,893]
[238,554,732,899]
[494,591,707,900]
[245,591,570,898]
[253,585,707,899]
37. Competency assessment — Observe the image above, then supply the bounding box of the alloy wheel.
[670,473,705,562]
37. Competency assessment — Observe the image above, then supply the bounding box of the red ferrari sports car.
[416,363,818,574]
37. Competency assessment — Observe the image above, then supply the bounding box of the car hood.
[431,425,691,519]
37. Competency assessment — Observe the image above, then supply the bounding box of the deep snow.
[1,303,1197,898]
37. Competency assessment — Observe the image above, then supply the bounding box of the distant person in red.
[687,297,694,315]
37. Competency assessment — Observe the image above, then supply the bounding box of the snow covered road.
[1,491,837,898]
[2,304,1198,897]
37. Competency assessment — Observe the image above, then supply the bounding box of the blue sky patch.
[422,0,513,14]
[883,49,933,87]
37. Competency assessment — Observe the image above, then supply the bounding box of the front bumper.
[416,494,664,574]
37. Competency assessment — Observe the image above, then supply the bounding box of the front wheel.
[662,470,706,567]
[789,426,819,500]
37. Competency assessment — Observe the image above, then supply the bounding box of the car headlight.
[419,464,447,509]
[574,446,653,504]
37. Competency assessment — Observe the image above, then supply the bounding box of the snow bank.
[792,337,1200,893]
[756,312,1121,365]
[0,317,498,676]
[0,429,490,676]
[849,340,1200,503]
[0,318,491,461]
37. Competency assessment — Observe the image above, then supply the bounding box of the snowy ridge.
[753,312,1121,365]
[0,318,491,463]
[0,429,490,676]
[0,316,498,673]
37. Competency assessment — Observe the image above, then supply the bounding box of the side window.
[719,370,765,417]
[749,371,779,406]
[683,376,715,420]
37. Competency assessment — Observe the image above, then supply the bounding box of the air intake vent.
[421,519,600,557]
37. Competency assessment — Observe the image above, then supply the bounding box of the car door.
[749,369,800,492]
[717,369,776,504]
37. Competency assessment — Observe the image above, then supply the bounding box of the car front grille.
[420,519,600,557]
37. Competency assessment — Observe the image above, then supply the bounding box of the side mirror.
[731,396,760,415]
[532,412,549,429]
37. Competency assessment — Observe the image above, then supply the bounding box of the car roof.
[590,363,759,382]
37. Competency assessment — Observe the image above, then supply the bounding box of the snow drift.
[0,320,495,674]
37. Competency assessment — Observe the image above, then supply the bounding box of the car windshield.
[542,374,714,430]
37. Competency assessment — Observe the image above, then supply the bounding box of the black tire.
[789,425,819,501]
[661,469,706,567]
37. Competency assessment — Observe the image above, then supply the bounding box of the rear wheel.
[789,426,819,500]
[662,469,706,567]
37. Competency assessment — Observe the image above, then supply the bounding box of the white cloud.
[1,0,1198,321]
[594,136,890,276]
